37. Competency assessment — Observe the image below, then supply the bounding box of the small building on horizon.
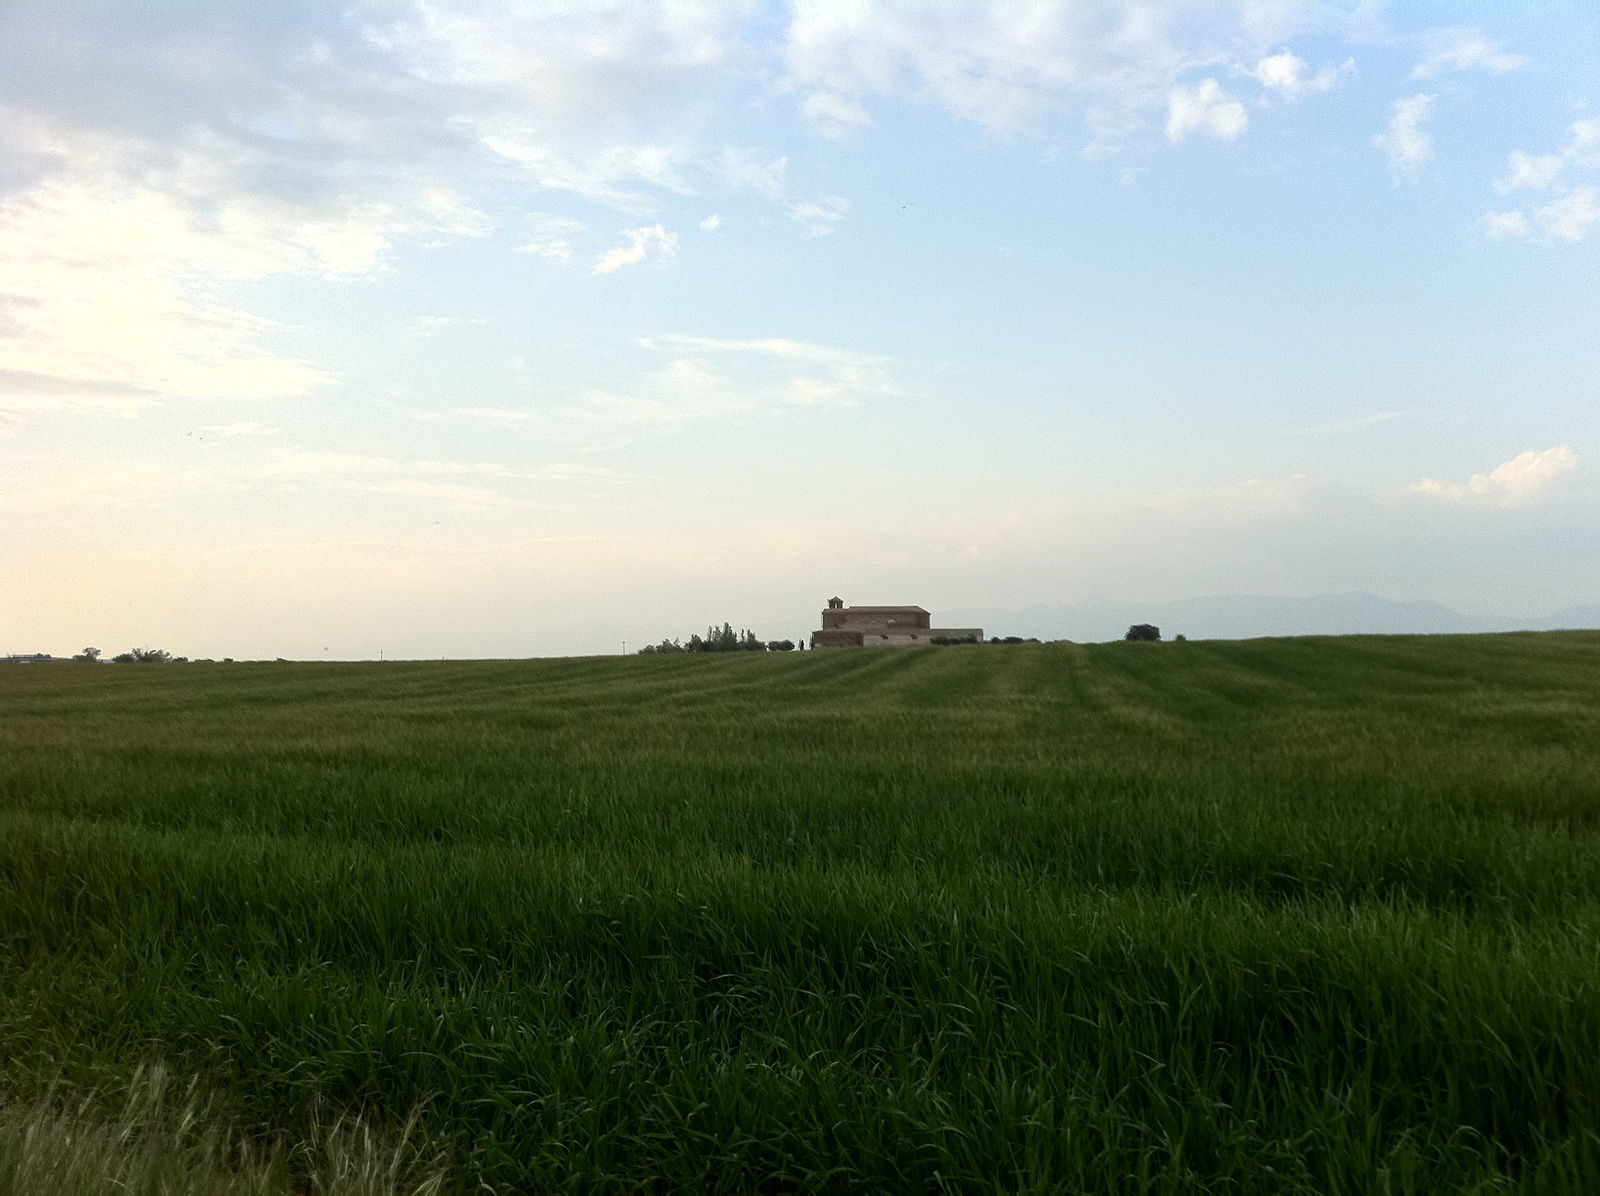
[810,597,982,649]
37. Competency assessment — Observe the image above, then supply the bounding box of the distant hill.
[939,592,1600,643]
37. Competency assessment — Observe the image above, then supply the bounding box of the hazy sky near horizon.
[3,1,1597,658]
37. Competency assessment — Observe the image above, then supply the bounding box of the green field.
[2,634,1598,1192]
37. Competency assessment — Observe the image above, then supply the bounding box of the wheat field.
[2,633,1597,1192]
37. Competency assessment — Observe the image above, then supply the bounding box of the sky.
[2,0,1597,659]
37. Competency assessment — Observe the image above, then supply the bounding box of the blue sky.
[2,1,1596,657]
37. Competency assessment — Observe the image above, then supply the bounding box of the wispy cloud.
[516,212,586,264]
[592,225,678,274]
[719,148,789,201]
[1411,28,1527,80]
[1374,93,1434,179]
[801,91,874,138]
[445,334,900,446]
[1481,209,1531,239]
[786,195,849,235]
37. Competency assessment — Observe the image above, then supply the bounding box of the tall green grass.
[2,634,1598,1191]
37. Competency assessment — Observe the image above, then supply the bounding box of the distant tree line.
[72,647,201,664]
[638,623,795,654]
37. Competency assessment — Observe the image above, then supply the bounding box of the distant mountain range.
[939,593,1600,643]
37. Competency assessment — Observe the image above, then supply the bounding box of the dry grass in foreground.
[0,1065,446,1196]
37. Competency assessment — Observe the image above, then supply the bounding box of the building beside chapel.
[810,597,983,649]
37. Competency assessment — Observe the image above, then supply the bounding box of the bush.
[1124,624,1161,643]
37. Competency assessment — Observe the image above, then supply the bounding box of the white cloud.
[1411,446,1579,508]
[801,91,874,137]
[1374,93,1434,179]
[699,212,723,231]
[782,1,1359,149]
[1411,29,1527,80]
[715,150,847,235]
[1497,151,1567,193]
[1484,119,1600,241]
[787,194,849,235]
[1490,186,1600,243]
[1538,186,1600,241]
[1494,118,1600,193]
[380,3,748,208]
[1166,79,1247,142]
[592,225,678,274]
[719,148,789,201]
[0,4,844,427]
[540,333,901,439]
[516,211,586,264]
[0,175,342,426]
[1481,209,1531,239]
[636,335,895,394]
[1250,51,1351,99]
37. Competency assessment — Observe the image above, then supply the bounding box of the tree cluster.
[637,624,794,654]
[106,648,185,664]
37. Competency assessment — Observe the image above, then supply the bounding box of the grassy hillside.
[2,634,1598,1192]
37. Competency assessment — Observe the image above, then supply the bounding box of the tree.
[74,647,101,662]
[638,638,685,654]
[1124,624,1161,642]
[767,640,795,652]
[652,624,776,653]
[113,647,173,664]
